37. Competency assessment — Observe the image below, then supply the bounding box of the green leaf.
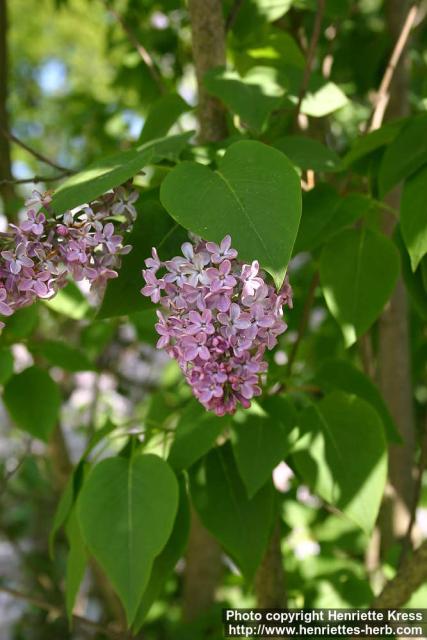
[51,133,193,213]
[49,473,74,558]
[274,136,341,172]
[421,256,427,291]
[293,391,387,534]
[4,366,61,441]
[315,359,400,443]
[77,453,179,625]
[81,422,117,460]
[319,194,371,243]
[0,347,14,385]
[65,508,87,621]
[319,227,400,346]
[98,191,188,318]
[394,226,427,320]
[232,397,296,498]
[294,185,340,254]
[294,186,368,254]
[133,476,190,631]
[204,66,284,132]
[401,166,427,271]
[230,0,294,34]
[50,431,116,558]
[342,120,402,168]
[251,0,294,20]
[300,82,348,118]
[139,94,191,144]
[245,32,305,71]
[168,401,227,472]
[43,282,91,320]
[190,443,275,580]
[378,113,427,197]
[0,305,38,342]
[38,340,95,372]
[161,140,302,288]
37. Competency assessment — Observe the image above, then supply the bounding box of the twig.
[286,271,320,376]
[104,1,165,95]
[1,128,73,174]
[373,539,427,607]
[225,0,245,32]
[359,333,376,379]
[294,0,326,124]
[0,173,69,185]
[0,585,127,640]
[0,439,32,497]
[399,412,427,565]
[286,384,322,395]
[368,3,419,132]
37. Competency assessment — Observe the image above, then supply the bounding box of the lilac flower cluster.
[141,235,292,415]
[0,186,137,330]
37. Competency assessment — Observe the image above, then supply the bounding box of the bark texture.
[255,522,287,608]
[188,0,228,142]
[0,0,14,205]
[182,508,223,621]
[378,0,415,550]
[182,0,228,621]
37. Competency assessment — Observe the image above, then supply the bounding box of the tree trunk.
[182,508,224,621]
[0,0,14,206]
[255,522,287,608]
[187,0,228,143]
[182,0,228,621]
[378,0,415,552]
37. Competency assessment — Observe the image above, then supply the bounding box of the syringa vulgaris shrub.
[1,0,427,638]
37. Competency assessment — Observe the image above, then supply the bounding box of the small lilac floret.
[141,235,292,415]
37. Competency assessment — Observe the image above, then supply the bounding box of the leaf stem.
[294,0,326,125]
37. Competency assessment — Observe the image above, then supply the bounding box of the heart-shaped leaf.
[315,359,400,443]
[160,140,301,288]
[77,454,178,625]
[132,476,190,631]
[319,227,399,346]
[190,443,275,580]
[293,391,387,534]
[232,397,296,498]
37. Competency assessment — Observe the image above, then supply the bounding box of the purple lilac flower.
[141,235,292,416]
[0,186,137,329]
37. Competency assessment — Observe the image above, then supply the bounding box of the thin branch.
[286,271,320,376]
[399,411,427,565]
[1,128,73,174]
[368,3,419,132]
[104,1,165,95]
[0,172,69,185]
[373,539,427,607]
[0,439,32,497]
[225,0,245,32]
[294,0,326,124]
[0,586,126,640]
